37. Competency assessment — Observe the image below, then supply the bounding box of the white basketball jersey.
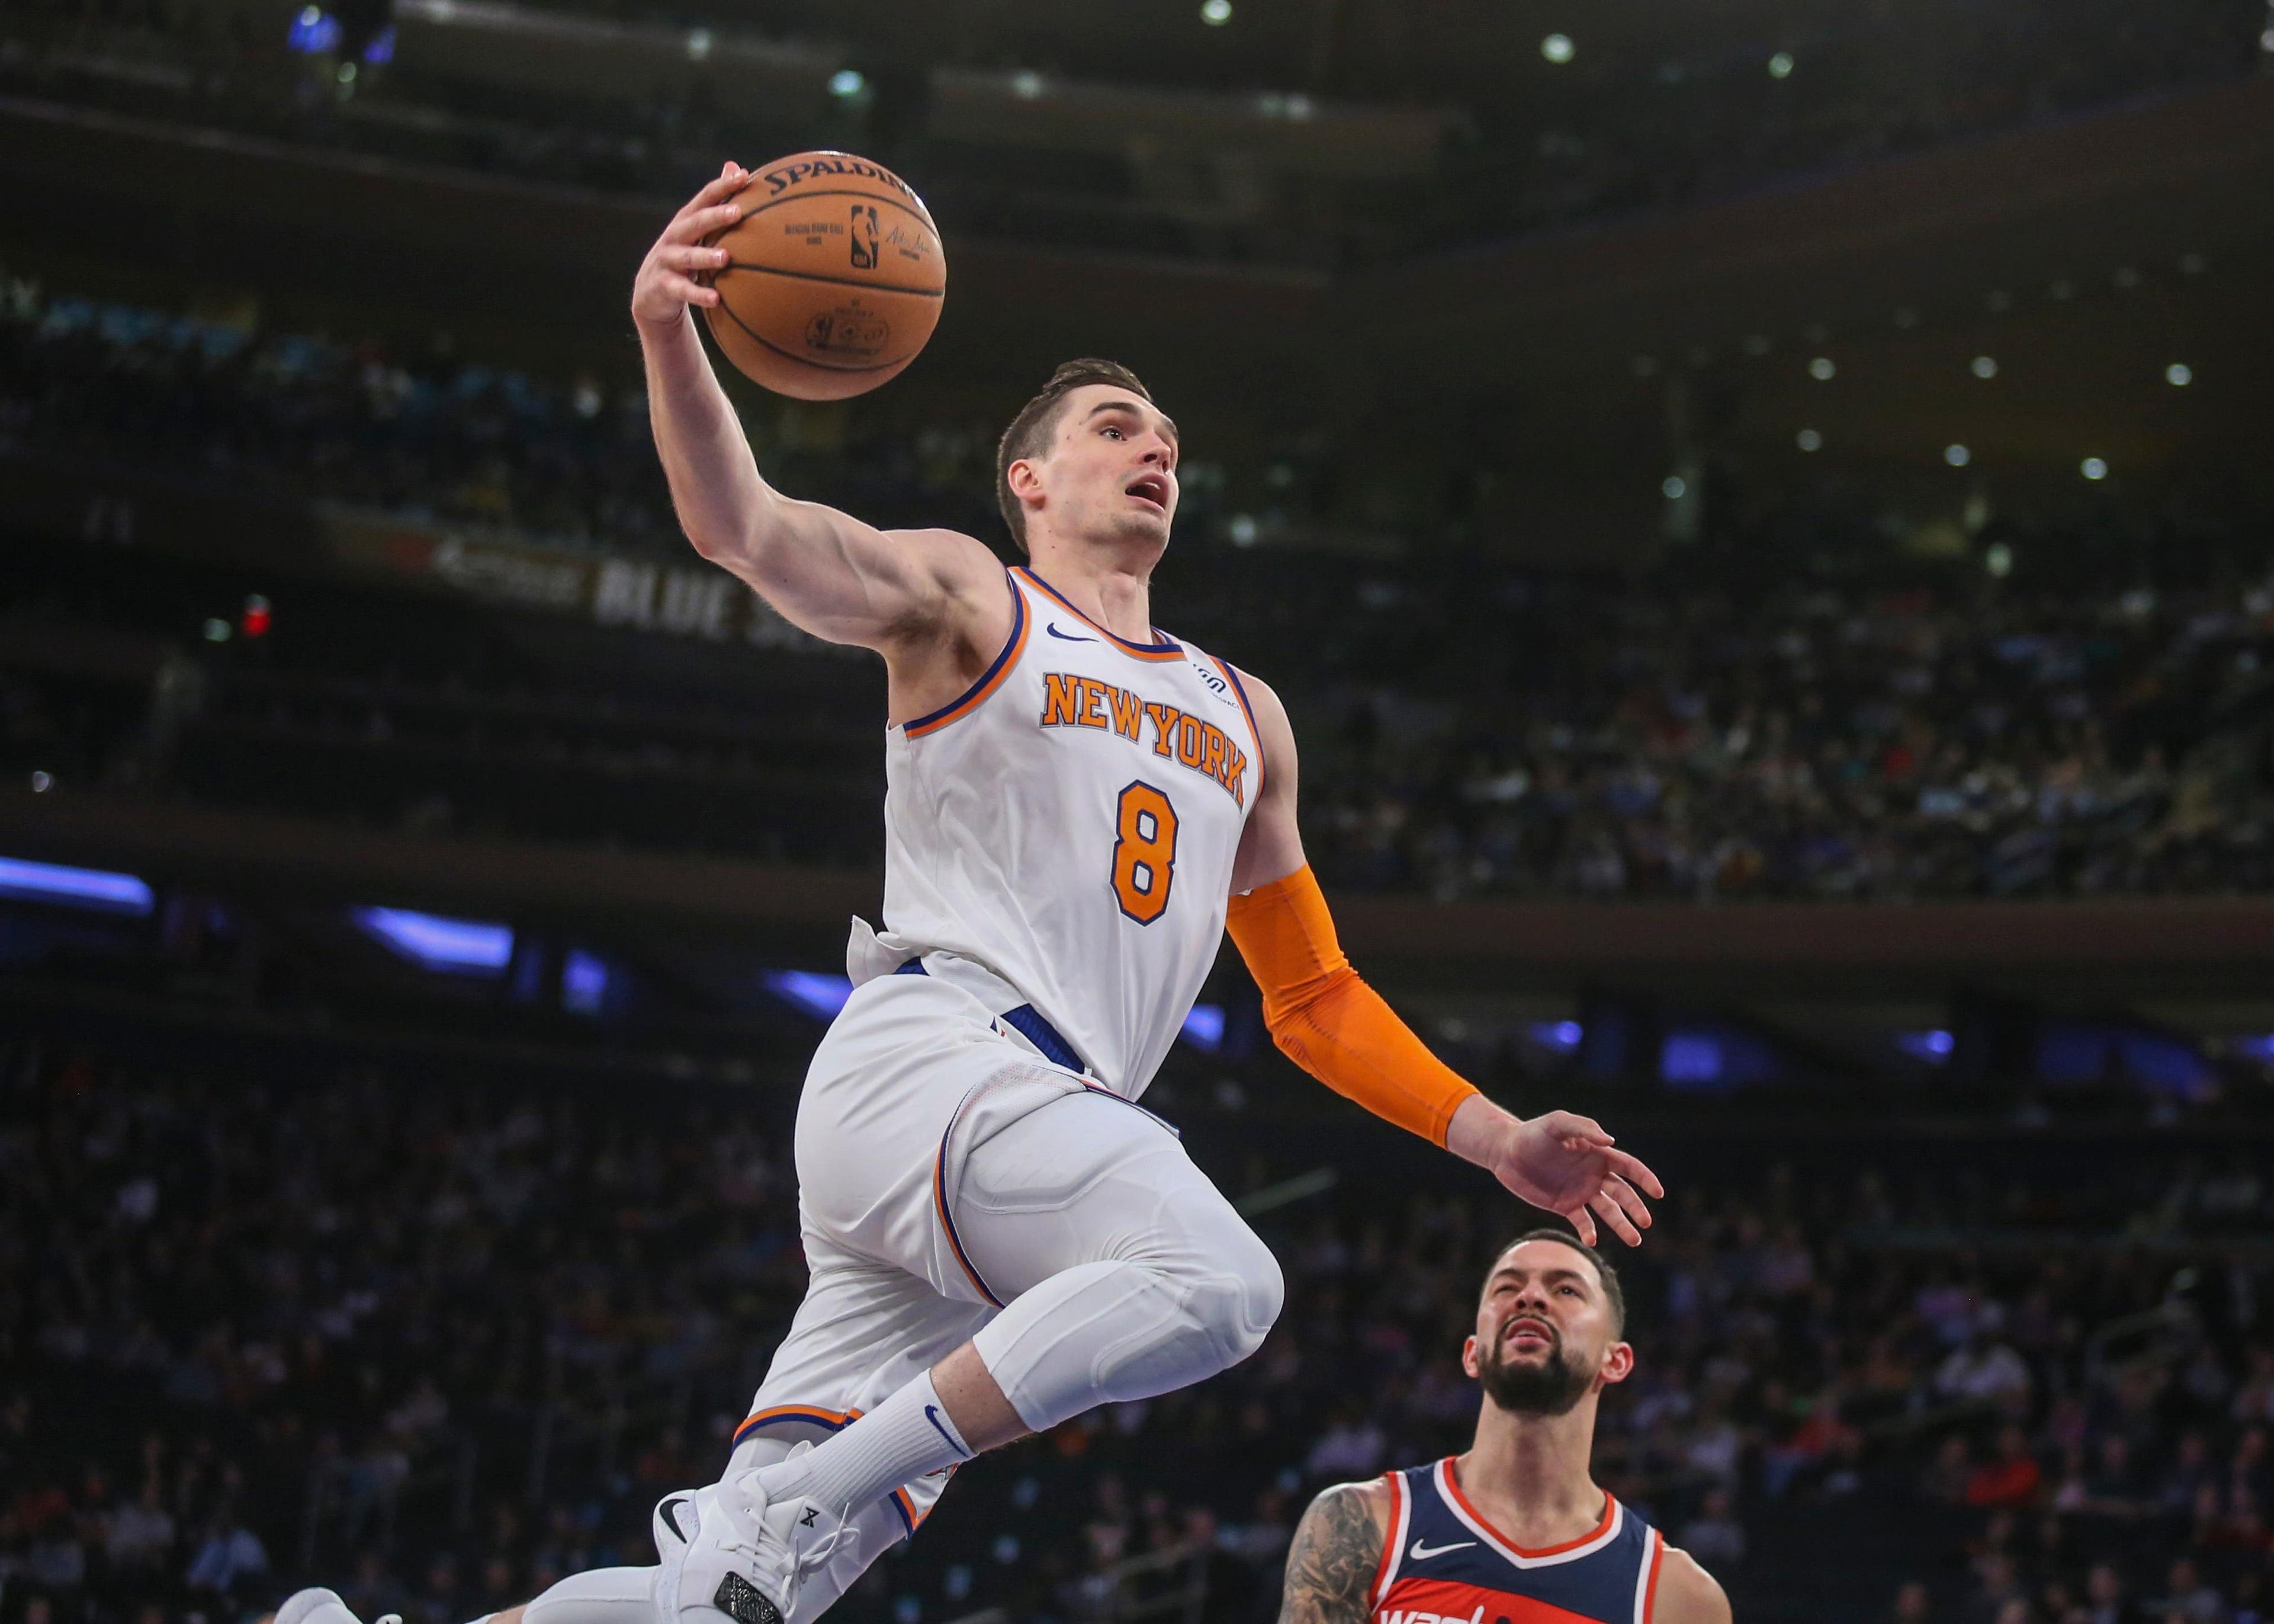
[847,566,1263,1099]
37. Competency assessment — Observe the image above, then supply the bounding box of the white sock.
[754,1370,972,1513]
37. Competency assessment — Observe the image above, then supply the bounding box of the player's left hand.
[1479,1108,1662,1247]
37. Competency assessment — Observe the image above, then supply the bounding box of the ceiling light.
[1201,0,1233,23]
[1808,356,1836,381]
[1971,355,1998,379]
[2081,457,2109,481]
[1944,444,1970,468]
[1541,33,1574,63]
[1768,52,1794,78]
[685,27,711,59]
[1796,429,1823,452]
[1985,543,2014,578]
[1662,476,1687,500]
[2165,363,2193,387]
[828,68,866,97]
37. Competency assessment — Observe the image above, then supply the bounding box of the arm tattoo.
[1278,1488,1384,1624]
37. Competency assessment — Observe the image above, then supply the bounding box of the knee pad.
[1163,1217,1283,1373]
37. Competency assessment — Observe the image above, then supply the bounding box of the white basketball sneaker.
[655,1460,857,1624]
[272,1590,397,1624]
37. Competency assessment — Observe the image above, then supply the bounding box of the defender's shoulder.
[1651,1542,1733,1624]
[1308,1475,1393,1526]
[1278,1478,1393,1624]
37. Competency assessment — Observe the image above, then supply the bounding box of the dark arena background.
[5,2,2274,1622]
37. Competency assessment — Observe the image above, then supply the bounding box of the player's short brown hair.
[994,359,1154,552]
[1487,1228,1626,1335]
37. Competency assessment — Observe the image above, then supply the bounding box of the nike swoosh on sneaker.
[1408,1538,1477,1560]
[659,1497,694,1543]
[1045,623,1096,642]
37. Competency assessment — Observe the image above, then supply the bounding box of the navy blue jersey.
[1369,1459,1664,1624]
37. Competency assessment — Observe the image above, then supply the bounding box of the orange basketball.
[701,150,946,400]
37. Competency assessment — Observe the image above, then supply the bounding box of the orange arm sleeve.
[1225,864,1480,1146]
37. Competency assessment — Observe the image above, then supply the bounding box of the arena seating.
[7,276,2272,902]
[4,1026,2270,1624]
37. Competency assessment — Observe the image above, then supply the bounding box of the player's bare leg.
[930,1343,1026,1451]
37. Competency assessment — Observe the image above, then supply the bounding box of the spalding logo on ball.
[702,150,945,400]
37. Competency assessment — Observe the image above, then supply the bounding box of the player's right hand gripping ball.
[702,150,946,400]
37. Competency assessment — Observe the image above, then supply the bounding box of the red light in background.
[240,594,272,639]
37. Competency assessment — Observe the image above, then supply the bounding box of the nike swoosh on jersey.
[1045,623,1097,642]
[1408,1538,1478,1561]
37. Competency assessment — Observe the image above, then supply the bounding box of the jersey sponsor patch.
[1039,671,1250,806]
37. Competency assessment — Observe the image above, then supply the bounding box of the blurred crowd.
[5,1031,2274,1624]
[1284,564,2274,903]
[5,276,2273,901]
[0,0,2263,265]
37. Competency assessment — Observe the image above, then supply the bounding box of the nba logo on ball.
[701,149,946,400]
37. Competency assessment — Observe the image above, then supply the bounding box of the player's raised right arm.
[1277,1481,1389,1624]
[631,163,1000,654]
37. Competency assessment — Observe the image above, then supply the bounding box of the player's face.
[1462,1241,1632,1417]
[1033,384,1180,549]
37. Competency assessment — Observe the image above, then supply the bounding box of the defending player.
[280,164,1663,1624]
[1279,1231,1729,1624]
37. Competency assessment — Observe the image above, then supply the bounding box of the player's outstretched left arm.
[1225,671,1663,1247]
[1653,1547,1735,1624]
[1276,1481,1390,1624]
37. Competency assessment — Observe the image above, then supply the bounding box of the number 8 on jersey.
[1111,782,1179,924]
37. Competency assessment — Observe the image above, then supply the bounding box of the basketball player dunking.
[280,164,1663,1624]
[1279,1231,1729,1624]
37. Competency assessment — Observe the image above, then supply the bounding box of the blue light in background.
[361,24,394,62]
[2233,1034,2274,1065]
[1897,1028,1955,1063]
[287,5,342,53]
[1660,1033,1727,1086]
[1180,1004,1225,1052]
[1529,1020,1584,1053]
[764,970,855,1022]
[1659,1025,1782,1091]
[2037,1023,2216,1101]
[563,950,611,1015]
[0,856,155,916]
[354,906,514,973]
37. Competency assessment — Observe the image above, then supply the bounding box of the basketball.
[701,150,946,400]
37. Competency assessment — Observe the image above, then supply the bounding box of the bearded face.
[1473,1314,1597,1416]
[1463,1238,1631,1419]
